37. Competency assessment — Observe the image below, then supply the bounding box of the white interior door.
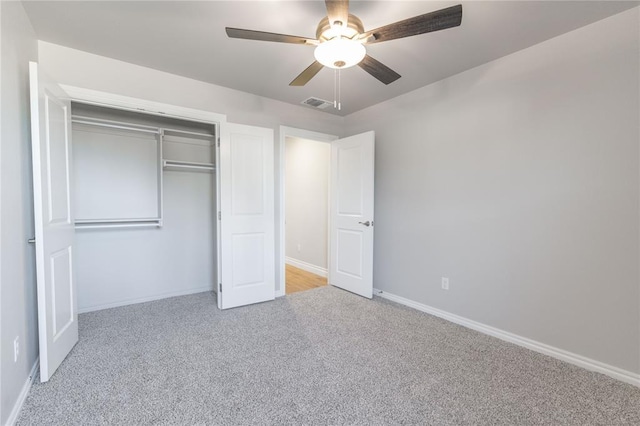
[330,131,375,298]
[29,62,78,381]
[219,123,275,309]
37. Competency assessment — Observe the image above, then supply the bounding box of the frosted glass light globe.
[314,38,366,69]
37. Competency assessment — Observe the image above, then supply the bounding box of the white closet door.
[29,62,78,381]
[219,123,275,309]
[329,131,375,298]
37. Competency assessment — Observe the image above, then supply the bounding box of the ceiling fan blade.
[290,61,324,86]
[364,4,462,44]
[325,0,349,27]
[226,27,316,45]
[358,55,401,85]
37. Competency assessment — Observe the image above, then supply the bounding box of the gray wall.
[3,11,638,422]
[0,2,39,423]
[71,108,217,312]
[75,170,217,312]
[285,136,330,271]
[344,8,640,374]
[37,41,345,295]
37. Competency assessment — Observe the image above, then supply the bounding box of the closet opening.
[283,135,331,294]
[70,102,220,313]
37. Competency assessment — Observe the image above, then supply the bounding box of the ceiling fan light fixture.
[314,38,366,69]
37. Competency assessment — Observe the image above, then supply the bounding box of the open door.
[29,62,78,381]
[329,131,375,298]
[219,123,275,309]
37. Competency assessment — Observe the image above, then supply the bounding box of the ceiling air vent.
[301,97,333,110]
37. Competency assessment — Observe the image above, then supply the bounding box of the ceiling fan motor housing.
[316,14,365,41]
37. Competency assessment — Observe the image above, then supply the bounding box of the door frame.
[57,85,227,307]
[277,126,338,297]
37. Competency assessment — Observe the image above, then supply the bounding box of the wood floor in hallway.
[285,264,327,294]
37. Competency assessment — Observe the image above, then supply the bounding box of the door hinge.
[217,138,220,148]
[219,283,222,293]
[218,211,221,220]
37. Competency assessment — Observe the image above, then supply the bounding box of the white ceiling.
[22,1,638,116]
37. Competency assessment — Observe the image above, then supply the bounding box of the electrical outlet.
[14,336,19,362]
[297,244,302,252]
[441,277,449,290]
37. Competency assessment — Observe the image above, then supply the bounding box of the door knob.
[358,221,371,227]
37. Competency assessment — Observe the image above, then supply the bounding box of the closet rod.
[163,160,215,171]
[72,119,161,135]
[75,222,161,230]
[164,164,215,171]
[75,218,161,224]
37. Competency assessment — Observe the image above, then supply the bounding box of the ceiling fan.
[225,1,463,86]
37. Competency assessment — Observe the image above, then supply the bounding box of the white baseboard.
[373,288,640,388]
[285,257,327,278]
[78,285,215,314]
[5,357,39,426]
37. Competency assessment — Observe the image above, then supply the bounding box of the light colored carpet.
[17,286,640,425]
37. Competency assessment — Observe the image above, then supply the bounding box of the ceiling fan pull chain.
[333,69,338,108]
[338,69,342,111]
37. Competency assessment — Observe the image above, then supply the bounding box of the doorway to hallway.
[284,135,330,294]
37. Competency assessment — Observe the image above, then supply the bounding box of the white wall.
[285,137,330,272]
[344,8,640,375]
[37,41,345,295]
[0,2,39,423]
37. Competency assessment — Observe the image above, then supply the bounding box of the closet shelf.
[163,159,215,173]
[163,128,215,140]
